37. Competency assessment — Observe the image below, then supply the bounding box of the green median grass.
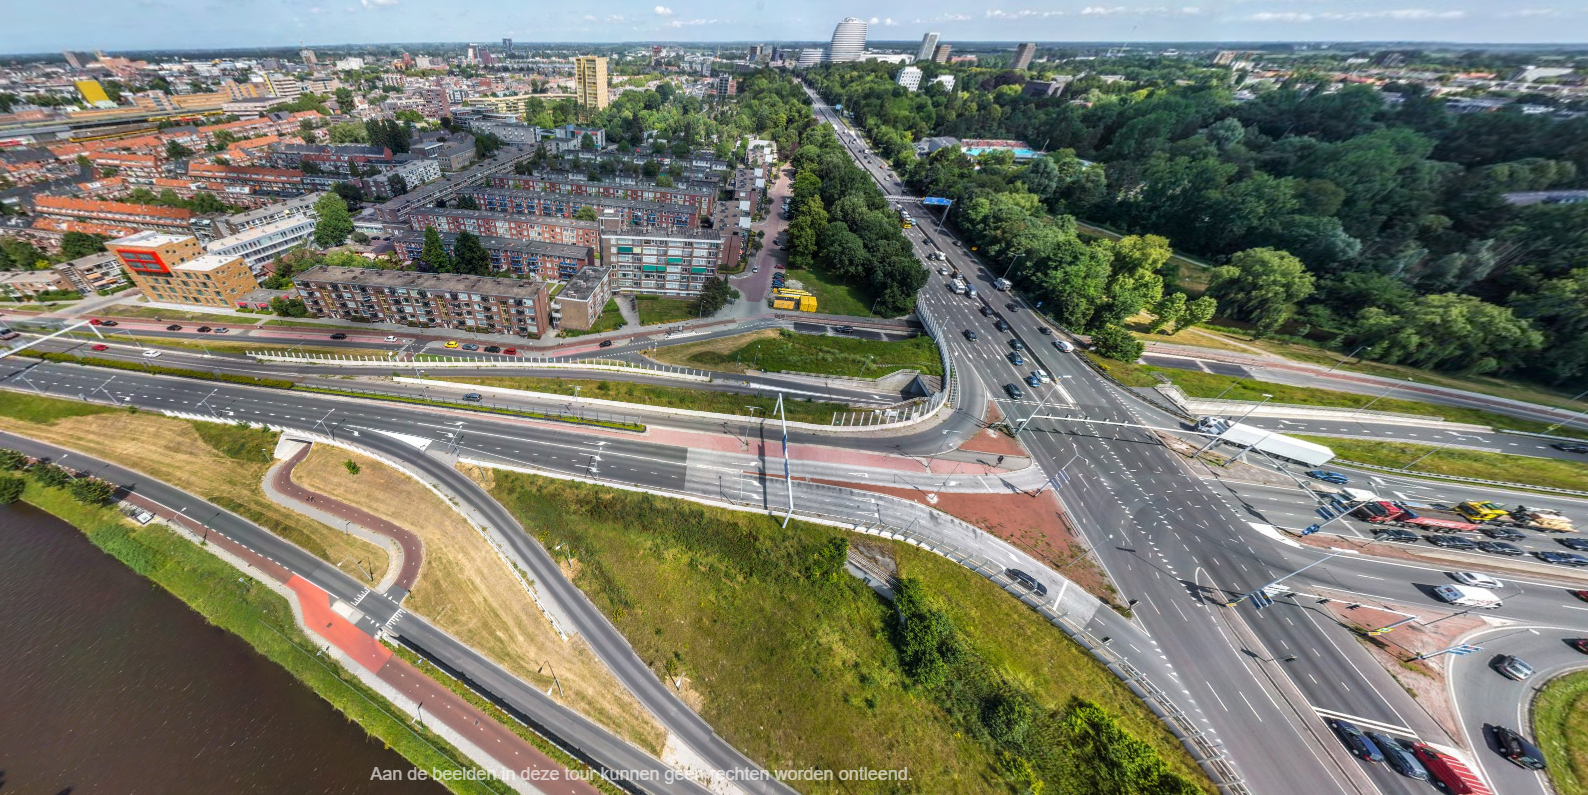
[294,386,646,433]
[0,390,117,424]
[431,376,853,424]
[1293,435,1588,492]
[1099,358,1588,440]
[651,328,942,378]
[1536,670,1588,795]
[486,472,1214,795]
[15,475,506,795]
[634,296,701,326]
[782,261,875,318]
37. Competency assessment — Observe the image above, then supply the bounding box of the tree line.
[809,61,1588,385]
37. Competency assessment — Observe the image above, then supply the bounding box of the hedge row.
[35,352,296,390]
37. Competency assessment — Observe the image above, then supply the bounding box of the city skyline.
[6,1,1587,54]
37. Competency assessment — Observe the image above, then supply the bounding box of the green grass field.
[651,328,942,378]
[0,390,117,424]
[1294,436,1588,492]
[784,261,875,317]
[635,296,701,326]
[97,305,245,322]
[1098,358,1588,440]
[17,476,503,795]
[560,299,625,337]
[1536,670,1588,795]
[433,376,853,424]
[485,472,1213,795]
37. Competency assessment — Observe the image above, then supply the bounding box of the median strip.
[294,386,647,433]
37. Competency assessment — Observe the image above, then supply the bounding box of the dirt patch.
[643,328,781,374]
[456,460,495,490]
[292,445,666,754]
[1156,430,1301,488]
[958,402,1029,458]
[812,480,1120,607]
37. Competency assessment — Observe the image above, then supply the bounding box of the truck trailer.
[1208,421,1336,467]
[1432,585,1503,609]
[1456,501,1576,533]
[1352,501,1483,532]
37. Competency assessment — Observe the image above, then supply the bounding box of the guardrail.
[1497,428,1588,444]
[249,350,714,381]
[1336,458,1588,498]
[1156,384,1450,423]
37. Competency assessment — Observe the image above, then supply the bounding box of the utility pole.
[1013,376,1072,436]
[1192,393,1272,457]
[1326,345,1366,373]
[776,392,793,527]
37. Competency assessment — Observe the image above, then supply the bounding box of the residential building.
[897,66,923,92]
[294,265,552,337]
[0,269,73,299]
[1512,66,1575,83]
[1012,43,1037,71]
[299,49,317,66]
[269,143,393,175]
[462,120,541,145]
[334,57,365,71]
[747,45,765,63]
[409,131,475,171]
[828,18,868,63]
[373,142,538,223]
[465,187,700,228]
[421,81,452,119]
[406,208,599,249]
[263,73,302,101]
[1022,78,1067,98]
[394,230,593,280]
[188,162,305,194]
[32,196,194,235]
[486,174,714,215]
[553,124,605,149]
[52,251,130,294]
[553,265,613,331]
[932,75,956,92]
[710,75,737,98]
[932,44,952,64]
[90,151,165,180]
[204,216,317,275]
[602,228,737,297]
[574,56,610,111]
[62,50,84,69]
[502,38,512,55]
[215,191,323,235]
[916,33,940,64]
[105,231,259,308]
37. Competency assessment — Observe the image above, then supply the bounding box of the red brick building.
[405,208,599,249]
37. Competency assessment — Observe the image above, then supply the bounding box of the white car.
[1030,370,1052,384]
[1450,571,1504,589]
[212,327,229,333]
[938,267,949,276]
[1052,339,1076,353]
[752,265,760,273]
[141,349,162,358]
[384,335,398,342]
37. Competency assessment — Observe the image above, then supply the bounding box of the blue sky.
[4,0,1582,53]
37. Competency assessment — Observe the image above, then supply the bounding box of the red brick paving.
[273,443,425,594]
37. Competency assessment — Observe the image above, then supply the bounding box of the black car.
[330,332,347,340]
[1536,550,1588,566]
[1373,528,1421,544]
[1037,326,1051,335]
[1008,351,1025,366]
[1425,534,1477,550]
[994,319,1010,332]
[1004,383,1024,400]
[165,324,182,331]
[99,320,118,326]
[1004,302,1019,312]
[196,326,212,333]
[1366,732,1428,780]
[963,329,978,341]
[1481,526,1526,541]
[834,325,854,334]
[1551,442,1588,454]
[1009,338,1025,351]
[598,339,613,348]
[483,345,501,353]
[1475,541,1526,556]
[1492,725,1547,770]
[980,305,995,318]
[1004,568,1048,597]
[1326,719,1383,763]
[1558,538,1588,552]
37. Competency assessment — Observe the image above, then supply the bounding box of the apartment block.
[465,187,699,229]
[32,196,195,235]
[204,216,317,275]
[602,228,737,297]
[0,269,73,299]
[486,174,714,215]
[269,143,393,175]
[1012,43,1037,71]
[406,208,599,249]
[394,230,593,281]
[294,265,551,337]
[574,56,609,111]
[52,251,131,294]
[188,163,305,195]
[105,231,259,308]
[553,265,613,331]
[90,151,165,180]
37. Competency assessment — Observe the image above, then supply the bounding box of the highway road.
[802,83,1588,795]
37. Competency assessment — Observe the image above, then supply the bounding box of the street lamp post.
[1326,346,1366,373]
[742,406,761,448]
[1192,393,1272,457]
[1013,376,1074,436]
[1543,386,1588,433]
[1351,379,1411,417]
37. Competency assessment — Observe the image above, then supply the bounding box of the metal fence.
[297,383,645,430]
[249,350,713,381]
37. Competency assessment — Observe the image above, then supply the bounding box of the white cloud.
[986,8,1064,18]
[654,5,674,15]
[882,17,897,25]
[1246,7,1464,20]
[1499,6,1561,15]
[664,17,717,27]
[1081,5,1128,14]
[358,0,395,8]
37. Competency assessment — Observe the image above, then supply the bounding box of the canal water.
[0,501,446,794]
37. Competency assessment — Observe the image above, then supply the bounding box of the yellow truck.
[770,294,818,312]
[1456,501,1576,532]
[1456,501,1509,522]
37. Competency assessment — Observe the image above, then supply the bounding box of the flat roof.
[603,227,729,243]
[207,216,316,248]
[106,230,195,248]
[558,265,611,303]
[408,207,598,230]
[176,253,247,272]
[468,186,700,213]
[395,230,590,259]
[295,264,546,299]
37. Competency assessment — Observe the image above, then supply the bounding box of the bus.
[900,212,914,229]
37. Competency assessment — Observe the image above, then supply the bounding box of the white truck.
[1206,421,1336,467]
[994,277,1012,291]
[1432,585,1503,609]
[950,279,967,295]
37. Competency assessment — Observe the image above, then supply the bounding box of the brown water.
[0,501,447,795]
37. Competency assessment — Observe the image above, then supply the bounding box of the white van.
[1432,585,1503,609]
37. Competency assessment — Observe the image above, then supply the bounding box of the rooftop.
[408,207,599,230]
[467,186,700,212]
[176,253,247,273]
[558,265,611,303]
[106,230,196,248]
[603,226,729,243]
[395,230,591,259]
[206,216,316,248]
[295,264,547,299]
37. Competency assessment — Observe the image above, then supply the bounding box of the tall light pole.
[1326,346,1366,373]
[1543,386,1588,434]
[1013,375,1073,436]
[1351,378,1411,417]
[1192,393,1272,457]
[1001,253,1024,280]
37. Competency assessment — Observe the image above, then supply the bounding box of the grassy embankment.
[1292,435,1588,493]
[650,328,942,378]
[0,392,390,585]
[1096,356,1588,440]
[430,376,855,424]
[634,295,701,326]
[783,260,876,318]
[8,471,507,795]
[484,470,1214,795]
[1535,670,1588,795]
[292,445,665,755]
[560,299,625,338]
[95,304,249,322]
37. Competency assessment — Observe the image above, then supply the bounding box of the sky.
[4,0,1584,54]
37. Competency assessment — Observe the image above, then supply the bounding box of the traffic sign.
[1250,590,1275,610]
[1449,644,1482,656]
[922,196,953,206]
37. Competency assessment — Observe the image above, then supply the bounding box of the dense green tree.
[1147,292,1187,333]
[58,232,108,260]
[1355,293,1543,374]
[1089,324,1145,362]
[312,194,353,248]
[164,140,193,159]
[418,226,452,273]
[270,296,310,317]
[68,477,115,505]
[451,231,492,276]
[573,205,598,222]
[1207,248,1316,335]
[0,474,22,504]
[697,276,734,315]
[1181,295,1218,332]
[454,194,479,211]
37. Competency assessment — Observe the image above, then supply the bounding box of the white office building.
[204,216,317,276]
[828,18,868,63]
[897,66,923,92]
[917,33,940,63]
[796,49,826,67]
[932,74,956,92]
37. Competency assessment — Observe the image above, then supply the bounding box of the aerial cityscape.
[2,7,1587,795]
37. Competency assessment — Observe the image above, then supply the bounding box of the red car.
[502,348,517,356]
[91,344,109,352]
[88,318,102,325]
[1572,590,1588,603]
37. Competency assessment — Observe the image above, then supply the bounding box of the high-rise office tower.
[574,55,610,111]
[62,50,83,69]
[916,33,939,64]
[299,48,316,66]
[828,17,867,63]
[502,38,512,54]
[1012,42,1037,70]
[932,43,952,64]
